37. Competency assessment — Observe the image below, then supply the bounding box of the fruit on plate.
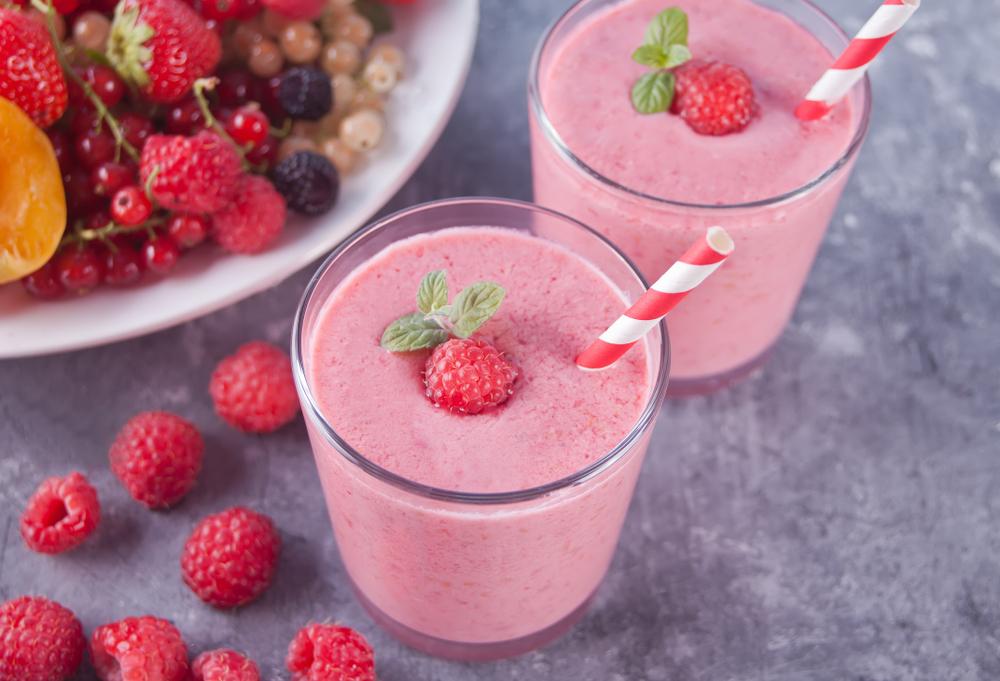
[0,8,69,128]
[0,97,67,285]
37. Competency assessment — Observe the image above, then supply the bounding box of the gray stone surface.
[2,1,999,679]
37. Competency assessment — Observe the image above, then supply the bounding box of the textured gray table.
[3,2,999,679]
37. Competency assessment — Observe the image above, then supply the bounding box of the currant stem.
[59,217,164,247]
[32,0,140,162]
[192,77,251,171]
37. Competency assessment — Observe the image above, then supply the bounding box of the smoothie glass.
[529,0,872,394]
[292,198,669,660]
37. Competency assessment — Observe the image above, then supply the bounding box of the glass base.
[349,579,595,661]
[667,343,776,397]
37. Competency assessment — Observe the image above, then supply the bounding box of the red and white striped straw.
[795,0,920,121]
[576,227,734,371]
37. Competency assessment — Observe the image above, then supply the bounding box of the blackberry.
[277,67,332,121]
[271,151,339,215]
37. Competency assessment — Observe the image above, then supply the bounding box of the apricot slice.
[0,97,67,284]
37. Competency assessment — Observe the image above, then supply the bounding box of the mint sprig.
[381,271,506,352]
[630,7,692,114]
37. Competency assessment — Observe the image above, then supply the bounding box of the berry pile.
[5,340,376,680]
[1,0,404,299]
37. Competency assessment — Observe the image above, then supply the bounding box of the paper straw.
[576,227,734,371]
[795,0,920,121]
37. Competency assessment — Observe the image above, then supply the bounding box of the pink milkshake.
[530,0,871,392]
[293,199,669,660]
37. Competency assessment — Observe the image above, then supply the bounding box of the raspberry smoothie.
[530,0,870,390]
[294,199,668,659]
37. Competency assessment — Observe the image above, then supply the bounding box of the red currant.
[74,127,116,169]
[91,161,134,196]
[165,98,205,135]
[70,109,100,137]
[84,210,112,230]
[236,0,261,19]
[166,213,210,248]
[52,0,79,13]
[217,70,261,107]
[64,167,102,212]
[199,0,241,21]
[260,75,287,124]
[21,262,64,300]
[225,106,269,147]
[120,112,154,150]
[46,129,74,173]
[245,135,278,169]
[103,244,143,286]
[55,245,104,292]
[111,186,153,226]
[84,65,126,107]
[142,235,181,274]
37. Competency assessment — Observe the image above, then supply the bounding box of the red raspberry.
[261,0,324,20]
[209,341,299,433]
[423,338,518,415]
[286,624,374,681]
[211,174,286,255]
[192,648,260,681]
[90,616,189,681]
[108,411,204,508]
[140,131,242,213]
[181,506,281,608]
[20,472,100,554]
[671,60,758,136]
[0,596,85,681]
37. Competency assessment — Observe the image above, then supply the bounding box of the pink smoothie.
[531,0,866,384]
[303,226,658,647]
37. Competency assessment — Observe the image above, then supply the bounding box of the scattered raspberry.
[286,624,374,681]
[106,0,221,103]
[211,174,287,255]
[209,341,299,432]
[671,59,757,136]
[424,338,518,415]
[181,506,281,608]
[108,411,204,508]
[0,9,69,128]
[277,67,332,121]
[90,616,189,681]
[192,648,260,681]
[20,472,100,554]
[140,131,243,213]
[271,151,339,216]
[261,0,324,21]
[0,596,85,681]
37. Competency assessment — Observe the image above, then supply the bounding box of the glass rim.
[527,0,874,211]
[291,196,671,505]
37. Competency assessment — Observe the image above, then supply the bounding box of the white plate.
[0,0,478,359]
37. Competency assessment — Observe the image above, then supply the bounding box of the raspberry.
[209,341,299,432]
[20,472,100,554]
[286,624,374,681]
[277,67,332,121]
[211,174,287,255]
[108,411,204,508]
[90,616,189,681]
[671,60,758,136]
[140,131,243,213]
[192,649,260,681]
[0,596,85,681]
[423,338,518,415]
[181,507,281,608]
[271,151,339,216]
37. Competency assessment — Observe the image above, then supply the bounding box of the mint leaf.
[449,282,505,338]
[644,8,688,50]
[417,270,448,314]
[632,44,668,68]
[631,71,674,114]
[381,313,449,352]
[663,44,692,69]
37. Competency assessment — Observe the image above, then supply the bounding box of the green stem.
[31,0,140,163]
[59,217,164,248]
[192,77,251,170]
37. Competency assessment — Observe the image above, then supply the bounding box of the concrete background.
[3,1,1000,679]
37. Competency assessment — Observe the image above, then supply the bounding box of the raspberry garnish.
[192,648,260,681]
[20,472,100,554]
[108,411,204,508]
[209,341,299,433]
[286,624,375,681]
[181,506,281,608]
[211,174,287,255]
[424,338,518,415]
[671,59,758,136]
[0,596,85,681]
[90,616,189,681]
